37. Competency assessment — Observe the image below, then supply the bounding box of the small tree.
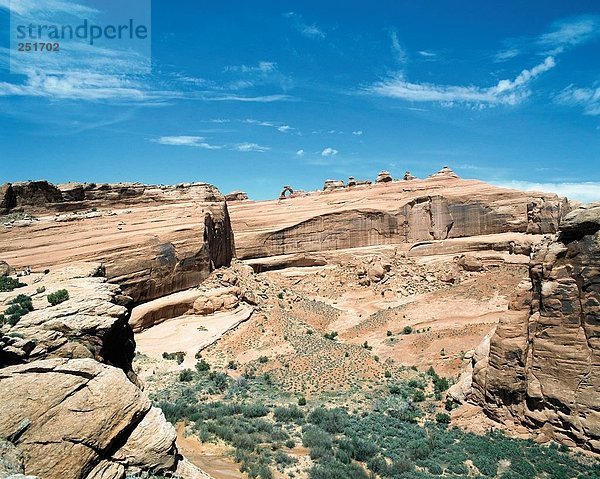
[403,326,413,335]
[435,412,451,424]
[298,396,307,406]
[179,369,193,382]
[47,289,69,306]
[196,359,210,372]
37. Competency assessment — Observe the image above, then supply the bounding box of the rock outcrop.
[0,181,235,304]
[224,190,249,202]
[0,264,210,478]
[376,170,392,183]
[229,173,568,260]
[464,203,600,452]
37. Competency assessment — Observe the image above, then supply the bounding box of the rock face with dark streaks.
[229,171,568,260]
[0,181,235,304]
[469,203,600,452]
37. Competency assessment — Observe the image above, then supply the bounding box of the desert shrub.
[435,412,450,424]
[308,407,349,434]
[308,459,369,479]
[258,355,269,363]
[209,371,229,391]
[196,359,210,372]
[385,370,392,378]
[284,439,295,449]
[2,294,33,326]
[403,325,413,334]
[162,351,185,364]
[179,369,194,382]
[298,396,307,406]
[36,286,45,294]
[412,390,425,402]
[324,331,338,340]
[386,330,393,336]
[241,403,269,418]
[349,437,378,461]
[0,276,25,292]
[389,457,415,475]
[367,455,388,475]
[47,289,69,306]
[274,405,304,423]
[302,425,332,450]
[227,360,238,370]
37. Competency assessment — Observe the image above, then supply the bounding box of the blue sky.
[0,0,599,201]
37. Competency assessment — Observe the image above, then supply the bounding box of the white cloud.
[244,119,294,133]
[207,94,292,103]
[285,12,325,39]
[555,84,600,116]
[153,136,221,149]
[0,70,150,100]
[365,56,556,107]
[495,15,600,61]
[492,180,600,204]
[225,61,277,74]
[418,50,437,58]
[390,31,407,63]
[494,49,520,62]
[296,149,305,156]
[234,143,270,152]
[537,15,600,54]
[352,130,363,136]
[0,0,98,16]
[321,147,338,157]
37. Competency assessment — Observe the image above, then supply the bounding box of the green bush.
[403,325,413,334]
[0,276,25,292]
[435,412,451,424]
[47,289,69,306]
[241,403,269,418]
[1,294,33,326]
[258,355,269,363]
[162,351,185,364]
[324,331,338,340]
[308,407,349,434]
[274,405,304,423]
[179,369,194,382]
[196,359,210,372]
[298,396,307,406]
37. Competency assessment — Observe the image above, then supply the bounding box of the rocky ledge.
[0,181,235,304]
[449,203,600,453]
[0,263,211,479]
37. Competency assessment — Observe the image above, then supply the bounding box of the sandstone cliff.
[0,182,235,304]
[229,169,568,260]
[0,263,211,479]
[462,204,600,452]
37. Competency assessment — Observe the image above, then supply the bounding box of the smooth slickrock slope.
[0,182,235,303]
[229,168,568,260]
[0,264,211,479]
[459,203,600,452]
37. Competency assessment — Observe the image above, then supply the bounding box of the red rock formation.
[470,203,600,452]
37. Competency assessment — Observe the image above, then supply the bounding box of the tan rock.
[470,205,600,452]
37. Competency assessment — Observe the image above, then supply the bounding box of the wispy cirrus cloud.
[152,136,221,149]
[284,12,325,39]
[389,30,408,63]
[0,0,98,16]
[418,50,437,58]
[244,118,295,133]
[555,84,600,116]
[364,56,556,107]
[234,142,270,152]
[495,14,600,61]
[224,61,277,74]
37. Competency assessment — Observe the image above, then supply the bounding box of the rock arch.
[279,186,294,199]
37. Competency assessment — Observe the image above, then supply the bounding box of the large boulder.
[0,358,176,479]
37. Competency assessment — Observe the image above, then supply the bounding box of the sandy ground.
[135,305,253,368]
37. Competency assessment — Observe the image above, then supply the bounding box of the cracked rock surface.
[469,203,600,452]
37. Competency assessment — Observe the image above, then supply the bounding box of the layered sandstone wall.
[0,181,235,304]
[468,204,600,452]
[229,169,568,259]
